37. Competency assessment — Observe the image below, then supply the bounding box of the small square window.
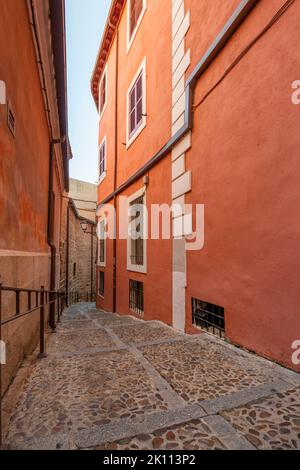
[192,298,225,338]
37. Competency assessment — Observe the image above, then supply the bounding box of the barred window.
[192,298,225,338]
[129,280,144,316]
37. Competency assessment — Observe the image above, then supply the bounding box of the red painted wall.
[95,0,300,372]
[0,0,64,256]
[185,0,300,371]
[96,0,173,324]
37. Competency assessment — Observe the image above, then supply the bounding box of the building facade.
[0,0,70,394]
[92,0,300,372]
[60,179,97,302]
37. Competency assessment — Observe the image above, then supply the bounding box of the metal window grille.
[99,141,106,178]
[192,298,225,338]
[129,280,144,316]
[99,271,105,297]
[130,0,143,37]
[129,196,144,266]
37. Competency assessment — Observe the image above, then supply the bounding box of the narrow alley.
[3,304,300,451]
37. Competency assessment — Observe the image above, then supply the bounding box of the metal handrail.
[0,284,67,359]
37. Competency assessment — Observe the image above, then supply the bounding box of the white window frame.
[99,64,108,119]
[127,187,147,274]
[127,0,147,53]
[98,218,106,268]
[126,58,147,149]
[98,135,107,184]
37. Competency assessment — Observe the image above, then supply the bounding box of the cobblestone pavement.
[3,303,300,450]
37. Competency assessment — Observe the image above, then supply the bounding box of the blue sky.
[66,0,111,183]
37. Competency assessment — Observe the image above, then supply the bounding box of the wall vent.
[192,298,225,338]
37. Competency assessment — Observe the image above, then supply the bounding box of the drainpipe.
[48,138,65,330]
[91,225,94,302]
[113,27,119,313]
[66,201,70,306]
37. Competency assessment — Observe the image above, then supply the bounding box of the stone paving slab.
[141,340,288,403]
[109,322,180,345]
[221,388,300,450]
[47,329,116,353]
[57,320,96,331]
[6,350,171,445]
[3,302,300,451]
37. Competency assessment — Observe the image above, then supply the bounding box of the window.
[98,219,106,267]
[99,271,105,297]
[127,189,147,273]
[129,72,143,137]
[7,102,15,137]
[73,263,77,277]
[127,0,146,51]
[129,280,144,316]
[127,59,146,147]
[99,66,107,118]
[99,137,106,182]
[192,298,225,338]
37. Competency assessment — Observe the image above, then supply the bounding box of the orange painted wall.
[96,0,173,324]
[95,0,300,371]
[185,0,300,371]
[97,154,173,325]
[0,0,64,256]
[98,0,172,203]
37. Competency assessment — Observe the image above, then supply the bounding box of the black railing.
[0,284,67,359]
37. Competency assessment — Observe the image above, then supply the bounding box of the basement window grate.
[129,280,144,316]
[192,298,225,338]
[99,271,105,297]
[7,103,15,137]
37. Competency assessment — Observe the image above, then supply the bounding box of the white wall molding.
[171,0,191,332]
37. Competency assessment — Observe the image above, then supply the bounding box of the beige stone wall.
[69,178,97,222]
[0,253,50,396]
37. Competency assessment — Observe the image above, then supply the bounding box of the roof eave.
[90,0,125,109]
